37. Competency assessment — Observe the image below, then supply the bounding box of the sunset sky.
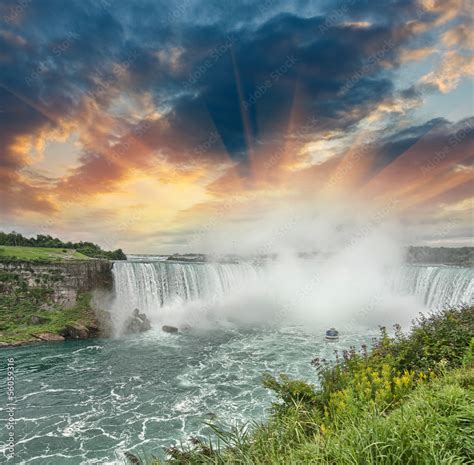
[0,0,473,253]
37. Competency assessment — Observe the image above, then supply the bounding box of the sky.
[0,0,472,253]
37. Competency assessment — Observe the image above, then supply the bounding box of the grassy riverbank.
[0,284,97,345]
[0,231,127,260]
[132,306,473,464]
[0,245,91,262]
[0,267,102,345]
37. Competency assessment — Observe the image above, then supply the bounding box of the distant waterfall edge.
[112,261,473,315]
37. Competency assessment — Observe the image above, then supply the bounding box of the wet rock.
[126,317,143,334]
[32,332,65,342]
[162,325,178,334]
[137,316,151,331]
[30,315,48,325]
[62,323,90,339]
[86,321,100,337]
[124,309,152,334]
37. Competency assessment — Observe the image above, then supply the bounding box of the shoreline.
[0,258,114,347]
[0,327,103,348]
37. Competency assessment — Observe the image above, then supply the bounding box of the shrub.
[262,373,321,414]
[312,306,473,407]
[317,370,474,464]
[463,337,474,369]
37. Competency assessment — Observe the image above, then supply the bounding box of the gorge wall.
[0,260,113,307]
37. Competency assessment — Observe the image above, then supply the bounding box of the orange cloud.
[400,47,435,62]
[442,23,474,49]
[421,50,474,93]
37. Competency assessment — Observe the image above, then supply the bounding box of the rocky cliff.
[0,260,113,307]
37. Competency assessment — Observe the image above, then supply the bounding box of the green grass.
[0,279,96,344]
[0,245,90,261]
[132,306,474,465]
[170,368,472,465]
[275,369,474,465]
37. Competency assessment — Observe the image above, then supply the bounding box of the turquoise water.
[3,260,471,464]
[0,326,372,464]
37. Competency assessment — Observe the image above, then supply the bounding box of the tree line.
[0,231,127,260]
[406,246,473,266]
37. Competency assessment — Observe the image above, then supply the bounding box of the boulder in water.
[61,323,90,339]
[137,310,152,331]
[124,309,152,334]
[162,325,178,334]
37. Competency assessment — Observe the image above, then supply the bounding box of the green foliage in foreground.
[0,274,96,343]
[0,245,90,262]
[131,307,474,465]
[0,231,127,260]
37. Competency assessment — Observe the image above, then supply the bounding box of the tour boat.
[325,328,339,341]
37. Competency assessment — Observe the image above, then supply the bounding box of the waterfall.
[112,260,261,314]
[112,260,473,317]
[391,265,474,310]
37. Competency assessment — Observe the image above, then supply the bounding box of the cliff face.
[0,260,113,307]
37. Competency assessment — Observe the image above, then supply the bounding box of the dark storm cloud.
[157,9,418,161]
[0,0,450,200]
[325,0,422,23]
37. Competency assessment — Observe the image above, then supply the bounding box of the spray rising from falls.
[111,260,473,332]
[391,266,474,310]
